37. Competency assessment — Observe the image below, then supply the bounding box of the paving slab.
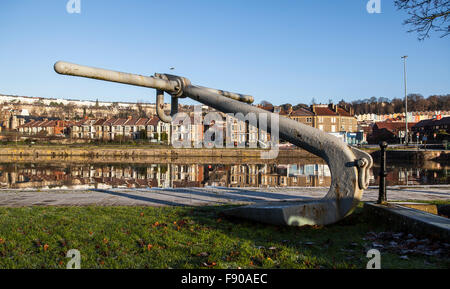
[0,185,447,207]
[364,202,450,240]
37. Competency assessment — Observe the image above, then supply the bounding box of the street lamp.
[401,56,408,145]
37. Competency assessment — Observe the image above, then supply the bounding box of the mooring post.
[378,141,388,204]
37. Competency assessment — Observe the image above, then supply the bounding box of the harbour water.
[0,159,448,190]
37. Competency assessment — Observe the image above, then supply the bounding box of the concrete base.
[364,202,450,240]
[391,202,438,215]
[223,200,348,226]
[224,201,305,226]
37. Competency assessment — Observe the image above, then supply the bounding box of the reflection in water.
[0,162,448,190]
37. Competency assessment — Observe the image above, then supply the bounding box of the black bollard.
[378,141,388,204]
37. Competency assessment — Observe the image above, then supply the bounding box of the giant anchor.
[54,61,373,226]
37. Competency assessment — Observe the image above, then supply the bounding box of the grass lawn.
[0,204,448,269]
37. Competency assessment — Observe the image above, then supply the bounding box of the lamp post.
[401,56,408,145]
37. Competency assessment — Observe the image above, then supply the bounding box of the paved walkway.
[0,185,448,207]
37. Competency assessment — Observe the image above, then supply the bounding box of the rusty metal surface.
[156,90,172,123]
[194,85,254,104]
[54,61,179,93]
[54,61,373,226]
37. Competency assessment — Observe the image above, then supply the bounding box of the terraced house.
[279,104,357,133]
[70,116,170,142]
[278,104,359,144]
[18,119,70,136]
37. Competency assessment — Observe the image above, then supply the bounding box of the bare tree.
[395,0,450,40]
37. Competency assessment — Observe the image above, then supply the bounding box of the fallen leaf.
[201,261,217,268]
[372,242,383,248]
[147,244,153,251]
[43,244,49,251]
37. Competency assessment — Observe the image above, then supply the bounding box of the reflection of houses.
[0,163,204,189]
[286,164,331,187]
[226,163,332,187]
[2,162,446,190]
[229,164,262,187]
[0,162,333,189]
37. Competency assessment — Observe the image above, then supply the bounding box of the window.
[307,117,312,123]
[331,117,336,123]
[331,125,336,132]
[319,125,324,131]
[318,117,324,123]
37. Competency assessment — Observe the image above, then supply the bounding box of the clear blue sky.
[0,0,449,105]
